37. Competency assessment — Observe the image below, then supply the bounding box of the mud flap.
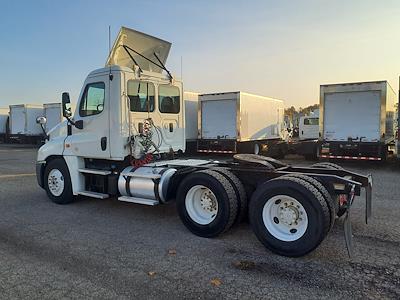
[344,185,356,258]
[344,208,353,258]
[365,174,372,224]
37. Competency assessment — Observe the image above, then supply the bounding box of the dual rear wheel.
[177,170,334,257]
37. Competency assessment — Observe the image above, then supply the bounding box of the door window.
[79,82,105,117]
[304,118,319,125]
[127,80,155,112]
[159,85,180,114]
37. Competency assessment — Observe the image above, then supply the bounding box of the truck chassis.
[37,153,371,258]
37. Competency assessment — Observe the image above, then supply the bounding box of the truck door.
[156,84,185,152]
[64,74,111,159]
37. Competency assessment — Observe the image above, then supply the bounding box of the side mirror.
[36,116,47,125]
[62,92,72,118]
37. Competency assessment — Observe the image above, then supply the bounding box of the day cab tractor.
[36,27,372,257]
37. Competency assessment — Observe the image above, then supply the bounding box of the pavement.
[0,144,399,299]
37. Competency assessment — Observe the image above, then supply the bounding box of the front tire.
[249,177,330,257]
[44,159,74,205]
[176,170,238,238]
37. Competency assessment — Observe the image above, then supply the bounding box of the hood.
[106,27,171,73]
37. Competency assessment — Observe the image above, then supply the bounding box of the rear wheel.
[44,158,74,204]
[281,174,336,231]
[211,167,248,223]
[176,170,238,238]
[311,162,345,217]
[249,177,330,257]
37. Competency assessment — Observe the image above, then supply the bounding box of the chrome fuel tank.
[118,166,177,203]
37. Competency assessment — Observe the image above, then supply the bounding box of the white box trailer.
[319,81,397,160]
[9,104,44,143]
[197,91,286,156]
[43,103,62,131]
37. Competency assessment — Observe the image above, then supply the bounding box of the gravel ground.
[0,144,399,299]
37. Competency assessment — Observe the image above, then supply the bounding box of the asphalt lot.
[0,144,399,299]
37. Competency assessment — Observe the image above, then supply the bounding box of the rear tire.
[211,167,248,223]
[44,158,74,205]
[281,174,336,231]
[176,170,238,238]
[311,162,345,217]
[249,177,330,257]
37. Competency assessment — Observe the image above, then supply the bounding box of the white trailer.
[43,103,63,132]
[184,91,199,153]
[35,26,372,258]
[0,108,9,142]
[197,91,287,157]
[9,104,44,143]
[319,81,397,160]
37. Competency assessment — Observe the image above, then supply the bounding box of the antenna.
[180,56,183,80]
[108,25,111,54]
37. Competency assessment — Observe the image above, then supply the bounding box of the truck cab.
[37,27,185,197]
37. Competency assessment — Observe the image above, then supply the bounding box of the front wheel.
[249,177,330,257]
[44,159,74,204]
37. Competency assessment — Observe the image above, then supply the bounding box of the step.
[123,172,161,179]
[118,196,159,206]
[78,168,112,175]
[78,191,110,199]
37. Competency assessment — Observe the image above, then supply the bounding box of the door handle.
[101,137,107,151]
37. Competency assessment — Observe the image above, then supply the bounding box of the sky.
[0,0,399,109]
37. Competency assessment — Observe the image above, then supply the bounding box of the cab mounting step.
[118,196,159,206]
[78,191,110,199]
[78,168,112,175]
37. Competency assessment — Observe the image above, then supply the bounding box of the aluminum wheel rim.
[262,195,308,241]
[185,185,218,225]
[48,169,64,197]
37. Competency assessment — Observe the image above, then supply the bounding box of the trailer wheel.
[211,167,248,223]
[249,177,330,257]
[281,174,336,231]
[311,162,345,217]
[176,170,238,237]
[44,159,74,205]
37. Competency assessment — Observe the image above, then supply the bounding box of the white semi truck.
[197,92,287,157]
[36,27,372,257]
[319,81,397,160]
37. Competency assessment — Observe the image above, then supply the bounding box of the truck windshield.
[127,80,155,112]
[304,118,319,125]
[159,85,180,114]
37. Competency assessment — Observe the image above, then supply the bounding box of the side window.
[159,85,180,114]
[79,82,105,117]
[127,80,155,112]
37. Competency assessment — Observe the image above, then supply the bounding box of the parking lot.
[0,144,399,299]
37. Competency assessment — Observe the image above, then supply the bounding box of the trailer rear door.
[324,91,381,142]
[201,99,237,139]
[10,106,26,135]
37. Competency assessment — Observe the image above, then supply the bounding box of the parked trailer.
[197,91,287,157]
[319,81,397,161]
[0,108,9,142]
[9,104,44,143]
[36,26,372,258]
[184,91,199,153]
[43,103,63,132]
